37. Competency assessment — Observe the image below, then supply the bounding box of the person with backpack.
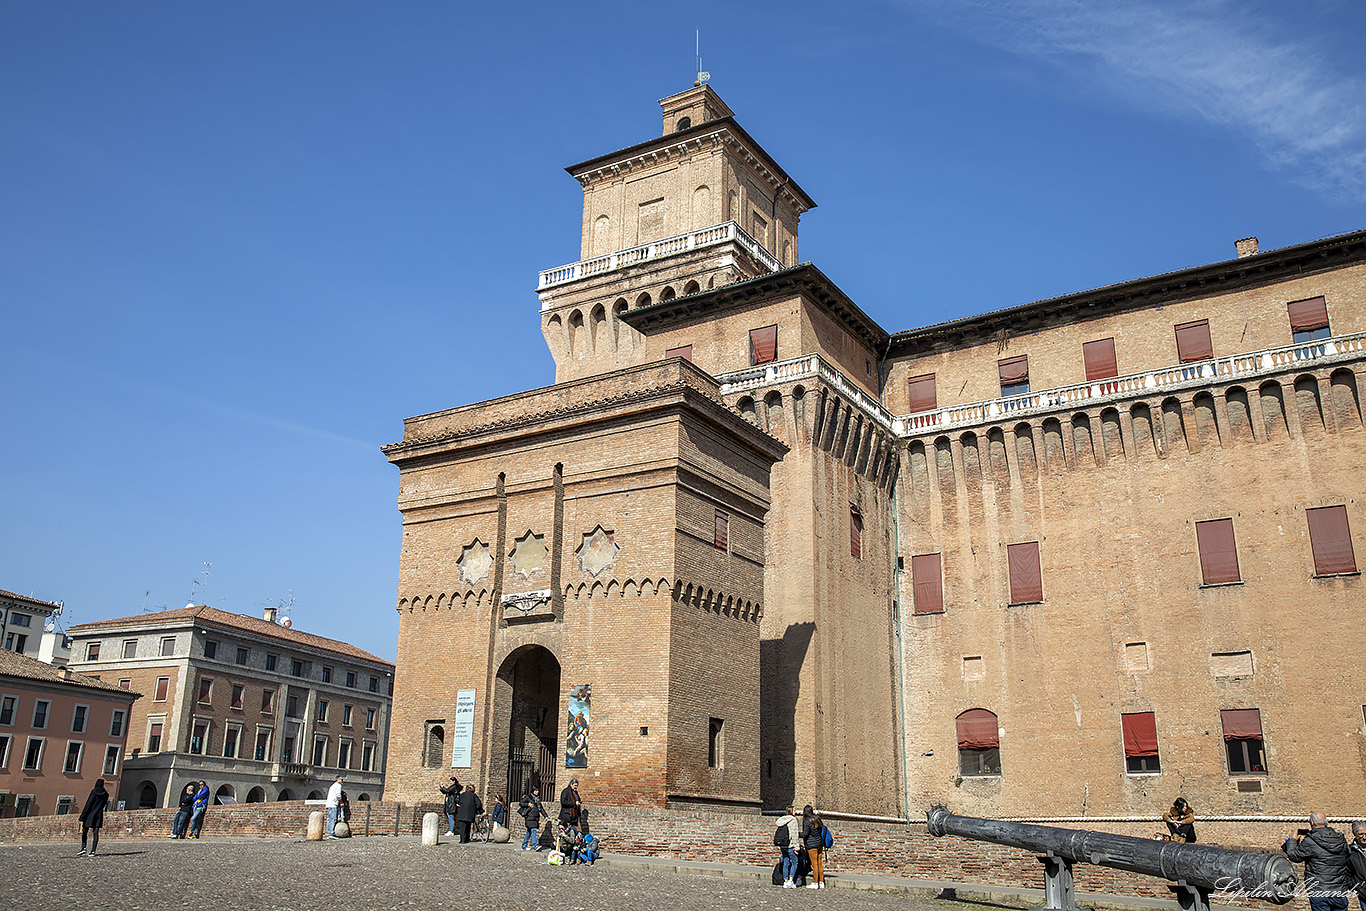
[801,804,831,889]
[519,786,544,851]
[774,807,801,887]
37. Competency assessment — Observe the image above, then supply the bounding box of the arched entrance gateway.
[492,645,560,806]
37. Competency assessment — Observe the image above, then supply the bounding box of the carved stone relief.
[576,526,620,577]
[509,530,548,579]
[458,539,492,585]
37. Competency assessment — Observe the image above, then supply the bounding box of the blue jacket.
[192,785,210,813]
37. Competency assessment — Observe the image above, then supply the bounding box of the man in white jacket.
[325,775,345,839]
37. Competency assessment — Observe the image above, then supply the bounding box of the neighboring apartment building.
[382,84,1364,820]
[0,647,139,818]
[66,606,394,810]
[1,589,63,661]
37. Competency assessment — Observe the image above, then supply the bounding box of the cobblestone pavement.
[5,837,952,911]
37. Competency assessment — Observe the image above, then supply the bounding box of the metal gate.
[506,744,557,805]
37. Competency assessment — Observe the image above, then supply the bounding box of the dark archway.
[214,784,236,805]
[493,645,562,807]
[137,781,158,809]
[246,786,265,803]
[277,788,295,801]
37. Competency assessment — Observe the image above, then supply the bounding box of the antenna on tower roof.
[695,30,710,87]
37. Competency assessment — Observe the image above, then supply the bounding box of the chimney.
[263,606,278,624]
[57,665,73,680]
[1235,236,1259,258]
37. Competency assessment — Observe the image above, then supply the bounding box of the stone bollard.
[422,812,440,846]
[335,820,351,838]
[307,811,325,841]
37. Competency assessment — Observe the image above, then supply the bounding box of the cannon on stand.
[926,806,1296,911]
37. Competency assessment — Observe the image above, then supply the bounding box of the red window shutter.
[1195,518,1241,584]
[664,345,693,362]
[956,709,999,749]
[1220,709,1263,741]
[1175,320,1213,362]
[912,553,944,613]
[1007,542,1042,603]
[1121,712,1159,757]
[1287,297,1329,333]
[714,511,729,551]
[998,356,1029,385]
[907,374,937,413]
[1307,505,1356,574]
[750,325,778,365]
[1083,338,1118,381]
[850,509,863,559]
[155,677,169,700]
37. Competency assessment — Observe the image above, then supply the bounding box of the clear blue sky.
[3,1,1363,662]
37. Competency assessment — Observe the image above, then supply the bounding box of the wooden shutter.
[714,511,729,551]
[907,374,937,413]
[1007,541,1042,603]
[1175,320,1213,362]
[850,509,862,559]
[155,677,169,700]
[998,356,1029,386]
[749,325,778,365]
[1083,338,1118,381]
[1121,712,1159,757]
[912,553,944,613]
[1220,709,1263,741]
[1307,505,1356,574]
[664,345,693,362]
[1287,297,1329,333]
[1195,518,1240,584]
[956,709,999,749]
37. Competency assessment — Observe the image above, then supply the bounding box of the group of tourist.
[512,778,596,864]
[1283,812,1366,911]
[773,805,834,889]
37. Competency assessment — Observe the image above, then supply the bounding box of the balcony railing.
[717,354,897,433]
[898,331,1366,435]
[537,220,783,293]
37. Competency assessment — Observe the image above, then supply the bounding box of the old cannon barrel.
[926,808,1296,904]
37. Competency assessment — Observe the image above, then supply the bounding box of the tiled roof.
[67,606,393,667]
[0,648,140,697]
[0,589,62,611]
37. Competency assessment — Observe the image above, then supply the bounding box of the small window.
[261,690,275,713]
[291,659,304,677]
[14,795,33,817]
[676,116,691,131]
[1221,709,1266,774]
[322,666,332,684]
[317,700,329,723]
[1007,542,1043,604]
[369,676,380,694]
[9,613,30,628]
[109,709,126,737]
[362,741,376,771]
[346,671,357,688]
[122,639,137,659]
[198,678,213,705]
[103,744,121,776]
[366,708,376,730]
[235,647,249,666]
[1288,297,1330,343]
[231,684,244,709]
[286,695,299,717]
[338,738,353,769]
[907,374,937,414]
[23,736,45,770]
[664,345,693,362]
[0,695,15,726]
[32,700,50,729]
[714,511,729,551]
[1083,338,1118,381]
[55,795,76,815]
[160,636,176,657]
[147,720,164,752]
[190,720,208,754]
[998,356,1029,396]
[749,325,778,365]
[957,709,1001,776]
[342,705,353,727]
[152,676,169,701]
[254,729,272,761]
[224,724,241,759]
[1,732,16,767]
[118,678,131,690]
[266,654,278,672]
[708,717,724,769]
[1195,518,1241,585]
[422,722,445,768]
[1307,505,1356,575]
[63,741,84,773]
[71,705,87,734]
[204,640,218,660]
[850,508,863,559]
[86,642,101,661]
[5,632,28,653]
[912,553,944,613]
[1121,711,1161,773]
[1175,320,1213,363]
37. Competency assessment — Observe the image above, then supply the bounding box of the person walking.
[559,778,581,827]
[188,781,210,838]
[76,778,110,856]
[455,783,483,844]
[439,777,462,837]
[1284,812,1355,911]
[325,775,345,839]
[775,807,801,887]
[490,794,507,830]
[169,782,196,838]
[801,805,828,889]
[520,786,544,851]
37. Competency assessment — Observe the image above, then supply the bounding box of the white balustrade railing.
[537,221,783,291]
[718,355,897,433]
[899,331,1366,435]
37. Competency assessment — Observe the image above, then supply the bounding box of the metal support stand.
[1035,851,1078,911]
[1170,880,1211,911]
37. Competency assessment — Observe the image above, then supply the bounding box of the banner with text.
[451,689,476,768]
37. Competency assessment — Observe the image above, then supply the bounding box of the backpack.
[517,797,530,817]
[822,825,834,849]
[774,823,790,847]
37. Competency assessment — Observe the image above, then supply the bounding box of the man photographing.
[1284,812,1354,911]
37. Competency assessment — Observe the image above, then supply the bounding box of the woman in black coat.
[559,779,581,826]
[77,779,110,856]
[438,777,461,836]
[800,805,827,889]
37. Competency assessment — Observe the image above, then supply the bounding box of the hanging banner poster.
[565,684,591,768]
[451,689,476,768]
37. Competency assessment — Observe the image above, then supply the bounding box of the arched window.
[956,709,1001,776]
[423,722,445,768]
[676,116,691,131]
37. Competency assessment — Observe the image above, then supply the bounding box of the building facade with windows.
[66,606,394,810]
[1,589,64,662]
[384,84,1364,819]
[0,647,139,818]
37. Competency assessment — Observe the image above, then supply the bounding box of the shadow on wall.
[760,622,815,811]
